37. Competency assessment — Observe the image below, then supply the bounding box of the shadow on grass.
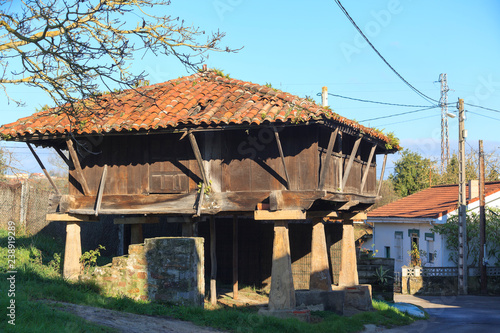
[0,230,419,333]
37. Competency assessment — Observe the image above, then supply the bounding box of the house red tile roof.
[368,181,500,219]
[0,69,393,145]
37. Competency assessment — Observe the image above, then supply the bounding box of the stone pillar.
[338,220,359,286]
[310,219,332,291]
[130,224,144,244]
[269,221,295,310]
[63,222,82,280]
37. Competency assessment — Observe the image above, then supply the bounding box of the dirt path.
[43,301,226,333]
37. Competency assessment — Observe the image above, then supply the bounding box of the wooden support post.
[338,219,359,286]
[196,182,205,217]
[233,216,239,299]
[188,132,208,186]
[319,128,338,190]
[310,218,332,291]
[273,127,291,190]
[66,137,91,196]
[338,132,343,189]
[130,224,144,244]
[94,165,108,216]
[63,222,82,280]
[377,154,388,196]
[269,221,295,310]
[210,216,217,305]
[360,144,376,194]
[182,220,195,237]
[341,136,362,190]
[27,142,61,195]
[54,146,73,168]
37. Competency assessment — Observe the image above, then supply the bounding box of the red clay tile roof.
[0,70,393,145]
[368,181,500,219]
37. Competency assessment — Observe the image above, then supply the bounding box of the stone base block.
[333,284,373,312]
[295,290,345,314]
[258,307,311,322]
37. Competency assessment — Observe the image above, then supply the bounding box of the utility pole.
[322,86,328,107]
[457,98,467,294]
[479,140,487,294]
[439,74,450,172]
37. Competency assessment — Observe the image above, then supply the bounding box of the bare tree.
[0,0,237,114]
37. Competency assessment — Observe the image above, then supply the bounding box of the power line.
[359,106,439,122]
[318,92,434,108]
[376,114,440,127]
[467,111,500,122]
[465,103,500,114]
[333,0,438,105]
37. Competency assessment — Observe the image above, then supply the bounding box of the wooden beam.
[54,146,73,168]
[306,211,367,221]
[341,136,362,190]
[210,216,217,306]
[188,132,208,186]
[254,209,306,220]
[130,224,144,244]
[273,127,291,190]
[68,191,329,216]
[360,144,377,194]
[113,216,160,224]
[338,132,343,188]
[66,137,91,196]
[233,216,239,300]
[338,200,360,211]
[377,154,388,196]
[27,142,61,195]
[46,213,99,222]
[318,128,339,190]
[94,164,108,216]
[269,190,284,211]
[196,182,205,217]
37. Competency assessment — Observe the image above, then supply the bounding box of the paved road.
[382,294,500,333]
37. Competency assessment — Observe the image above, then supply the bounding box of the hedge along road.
[382,294,500,333]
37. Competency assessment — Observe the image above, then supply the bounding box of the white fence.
[407,266,500,277]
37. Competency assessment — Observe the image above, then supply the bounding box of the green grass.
[0,228,421,332]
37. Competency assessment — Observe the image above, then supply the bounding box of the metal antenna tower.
[439,73,450,171]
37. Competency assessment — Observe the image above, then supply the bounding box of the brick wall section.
[84,237,204,307]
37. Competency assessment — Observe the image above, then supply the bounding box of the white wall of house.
[363,189,500,273]
[362,220,449,273]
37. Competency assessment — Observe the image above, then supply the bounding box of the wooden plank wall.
[68,125,376,198]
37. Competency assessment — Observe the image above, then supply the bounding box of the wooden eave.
[6,119,395,154]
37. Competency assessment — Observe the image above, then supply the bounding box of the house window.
[395,231,403,261]
[385,246,391,259]
[427,239,435,263]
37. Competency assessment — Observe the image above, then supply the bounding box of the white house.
[363,181,500,273]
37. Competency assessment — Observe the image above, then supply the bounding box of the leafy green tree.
[372,179,401,209]
[389,149,437,197]
[438,150,500,185]
[432,208,500,266]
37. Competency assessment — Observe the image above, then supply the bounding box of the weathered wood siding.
[69,124,377,199]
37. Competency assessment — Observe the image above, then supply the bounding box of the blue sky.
[1,0,500,177]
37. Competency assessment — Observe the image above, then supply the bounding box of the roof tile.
[368,182,500,219]
[0,70,394,145]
